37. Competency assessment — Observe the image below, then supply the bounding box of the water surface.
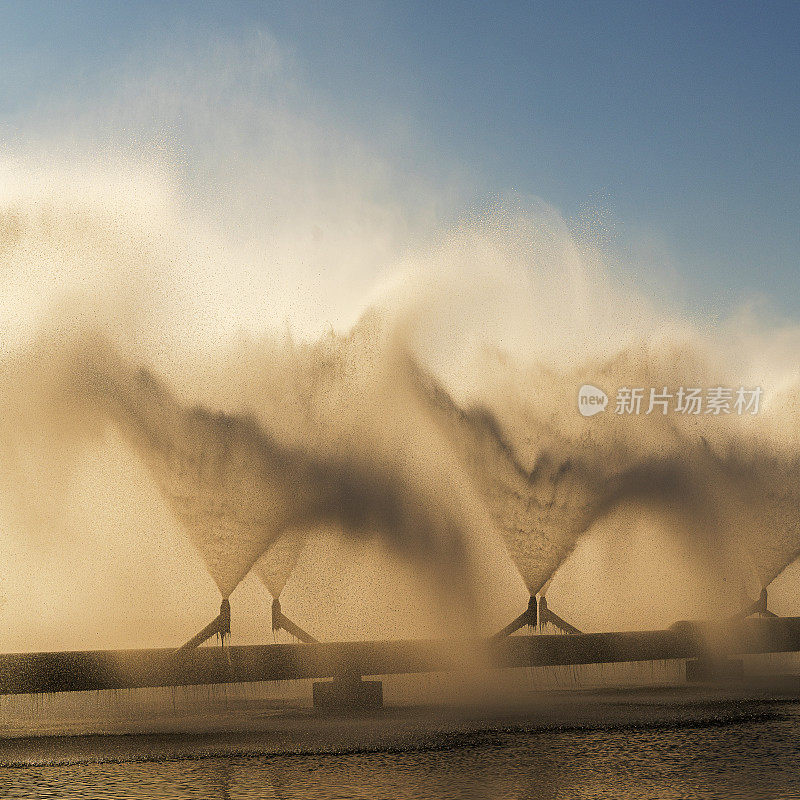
[2,683,799,799]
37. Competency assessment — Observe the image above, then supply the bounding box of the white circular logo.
[577,384,608,417]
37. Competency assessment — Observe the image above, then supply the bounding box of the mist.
[1,31,799,651]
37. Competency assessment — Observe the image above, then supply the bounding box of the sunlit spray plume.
[3,147,800,637]
[77,338,315,599]
[413,335,800,610]
[407,361,612,596]
[367,203,800,614]
[87,301,800,617]
[254,530,308,599]
[21,322,485,613]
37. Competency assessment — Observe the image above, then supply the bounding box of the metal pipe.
[4,616,800,695]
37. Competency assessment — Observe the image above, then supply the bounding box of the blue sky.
[2,1,799,317]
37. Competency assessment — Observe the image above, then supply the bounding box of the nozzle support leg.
[176,598,231,653]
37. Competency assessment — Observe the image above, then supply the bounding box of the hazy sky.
[2,1,798,317]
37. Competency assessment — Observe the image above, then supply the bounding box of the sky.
[0,0,800,318]
[1,0,798,314]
